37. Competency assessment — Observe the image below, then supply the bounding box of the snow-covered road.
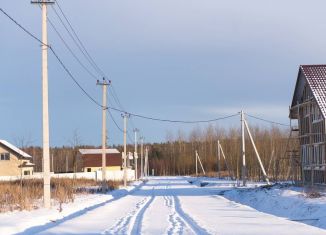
[16,177,326,235]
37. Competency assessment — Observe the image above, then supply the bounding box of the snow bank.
[0,181,143,234]
[222,184,326,230]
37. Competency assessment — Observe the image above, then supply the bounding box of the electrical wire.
[53,1,141,134]
[0,7,104,108]
[46,12,99,81]
[0,8,245,126]
[55,0,106,78]
[50,5,101,79]
[245,113,290,127]
[109,106,240,123]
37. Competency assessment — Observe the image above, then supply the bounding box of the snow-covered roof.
[79,149,120,155]
[291,65,326,118]
[0,140,32,158]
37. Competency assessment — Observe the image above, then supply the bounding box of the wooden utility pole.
[241,110,246,186]
[134,128,139,180]
[140,136,144,179]
[122,113,130,187]
[31,0,55,208]
[97,79,109,192]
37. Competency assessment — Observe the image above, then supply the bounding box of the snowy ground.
[1,177,326,235]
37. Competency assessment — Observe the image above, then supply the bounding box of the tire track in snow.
[103,187,155,235]
[164,195,187,235]
[164,183,210,235]
[173,196,210,235]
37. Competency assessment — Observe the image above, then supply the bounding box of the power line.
[245,113,290,127]
[54,0,106,78]
[0,7,103,108]
[50,5,101,79]
[107,109,123,133]
[53,1,140,133]
[46,11,99,81]
[0,8,45,46]
[0,8,243,127]
[109,106,240,123]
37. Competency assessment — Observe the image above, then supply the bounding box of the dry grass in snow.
[0,178,121,213]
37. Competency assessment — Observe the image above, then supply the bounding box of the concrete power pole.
[241,110,246,186]
[97,79,109,192]
[144,146,149,178]
[217,140,221,178]
[134,128,139,180]
[140,136,144,179]
[122,113,130,187]
[195,150,198,176]
[32,0,55,209]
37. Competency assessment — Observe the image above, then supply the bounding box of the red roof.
[291,65,326,118]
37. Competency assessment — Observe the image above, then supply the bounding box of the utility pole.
[122,113,130,187]
[241,110,246,186]
[140,136,144,179]
[97,78,109,192]
[31,0,55,209]
[219,141,233,180]
[134,128,139,180]
[195,151,206,175]
[65,155,68,172]
[51,153,54,173]
[244,119,270,185]
[195,150,198,176]
[144,146,149,178]
[217,140,221,178]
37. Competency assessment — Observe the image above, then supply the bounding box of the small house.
[0,139,34,176]
[289,65,326,185]
[78,148,122,172]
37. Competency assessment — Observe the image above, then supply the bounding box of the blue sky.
[1,0,326,146]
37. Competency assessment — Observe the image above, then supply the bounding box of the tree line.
[21,124,298,182]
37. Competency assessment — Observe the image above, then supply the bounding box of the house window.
[0,153,10,160]
[24,171,30,175]
[87,168,91,172]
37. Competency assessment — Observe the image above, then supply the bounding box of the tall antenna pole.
[140,136,144,179]
[31,0,55,209]
[241,110,246,186]
[134,128,139,180]
[97,79,109,192]
[122,113,130,187]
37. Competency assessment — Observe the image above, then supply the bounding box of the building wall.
[0,145,32,176]
[81,153,122,169]
[83,166,121,172]
[296,84,326,184]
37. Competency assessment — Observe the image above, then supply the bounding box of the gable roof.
[79,149,120,155]
[0,140,32,158]
[291,65,326,118]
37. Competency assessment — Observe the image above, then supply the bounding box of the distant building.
[0,140,34,176]
[78,148,122,172]
[290,65,326,185]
